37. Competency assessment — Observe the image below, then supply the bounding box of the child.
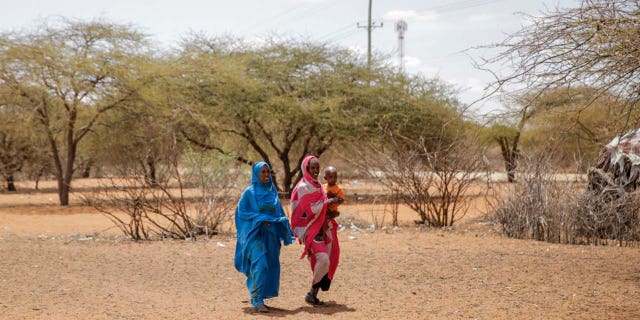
[324,166,344,220]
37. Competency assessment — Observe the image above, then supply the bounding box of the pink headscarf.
[290,155,327,258]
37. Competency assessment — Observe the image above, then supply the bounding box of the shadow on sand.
[242,301,356,317]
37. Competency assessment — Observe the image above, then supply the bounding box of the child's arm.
[333,186,345,205]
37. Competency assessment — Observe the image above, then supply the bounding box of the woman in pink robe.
[290,155,340,306]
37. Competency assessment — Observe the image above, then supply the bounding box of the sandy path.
[0,177,638,319]
[1,227,639,319]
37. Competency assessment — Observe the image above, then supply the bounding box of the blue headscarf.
[234,161,293,278]
[251,161,279,214]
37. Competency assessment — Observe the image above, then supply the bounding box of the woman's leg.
[311,252,330,285]
[248,228,282,311]
[306,239,330,305]
[248,256,268,308]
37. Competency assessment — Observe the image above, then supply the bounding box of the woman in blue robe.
[234,161,293,313]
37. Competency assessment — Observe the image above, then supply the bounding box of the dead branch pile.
[84,150,240,240]
[492,155,578,243]
[494,130,640,246]
[575,129,640,245]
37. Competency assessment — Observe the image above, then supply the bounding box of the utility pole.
[395,20,407,73]
[357,0,383,69]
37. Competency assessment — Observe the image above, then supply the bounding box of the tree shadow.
[242,301,356,317]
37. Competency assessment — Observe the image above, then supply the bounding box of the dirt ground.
[1,178,640,319]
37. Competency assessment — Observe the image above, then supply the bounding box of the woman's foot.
[305,292,326,307]
[255,304,269,313]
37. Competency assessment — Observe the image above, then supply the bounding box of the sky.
[0,0,579,114]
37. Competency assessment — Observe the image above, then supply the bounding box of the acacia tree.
[346,74,480,227]
[482,104,534,182]
[522,87,640,169]
[92,98,178,187]
[480,0,640,129]
[0,106,32,191]
[0,19,151,205]
[176,38,370,194]
[383,132,485,227]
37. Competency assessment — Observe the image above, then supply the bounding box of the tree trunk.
[34,167,44,191]
[497,134,520,183]
[280,154,293,196]
[392,188,399,227]
[6,175,16,191]
[146,157,157,187]
[60,144,76,206]
[51,144,66,205]
[59,120,78,206]
[506,163,516,183]
[59,181,70,205]
[82,161,92,178]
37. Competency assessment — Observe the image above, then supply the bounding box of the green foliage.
[175,37,364,193]
[0,18,152,204]
[479,124,519,146]
[341,68,464,156]
[0,19,468,202]
[521,87,640,170]
[173,36,465,193]
[0,103,32,189]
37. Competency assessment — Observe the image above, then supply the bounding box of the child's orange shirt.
[324,183,344,212]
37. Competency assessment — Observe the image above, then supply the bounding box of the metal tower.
[395,20,407,73]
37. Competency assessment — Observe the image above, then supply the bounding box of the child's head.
[324,166,338,186]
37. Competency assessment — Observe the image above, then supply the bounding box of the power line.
[241,3,311,34]
[242,0,341,35]
[328,29,361,43]
[317,23,355,41]
[285,0,341,25]
[419,0,508,14]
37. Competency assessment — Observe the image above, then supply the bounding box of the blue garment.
[234,162,293,307]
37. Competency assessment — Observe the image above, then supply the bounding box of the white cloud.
[243,36,287,49]
[450,77,486,93]
[346,45,367,57]
[404,56,422,68]
[291,0,329,3]
[520,15,537,27]
[413,65,442,79]
[384,55,423,70]
[383,10,437,22]
[468,14,494,23]
[446,77,506,113]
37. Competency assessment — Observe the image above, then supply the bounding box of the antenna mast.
[395,20,407,73]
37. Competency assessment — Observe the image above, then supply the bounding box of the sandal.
[255,304,269,313]
[305,292,326,307]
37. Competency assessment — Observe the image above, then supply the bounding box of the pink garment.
[290,155,327,258]
[309,219,340,282]
[290,155,340,283]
